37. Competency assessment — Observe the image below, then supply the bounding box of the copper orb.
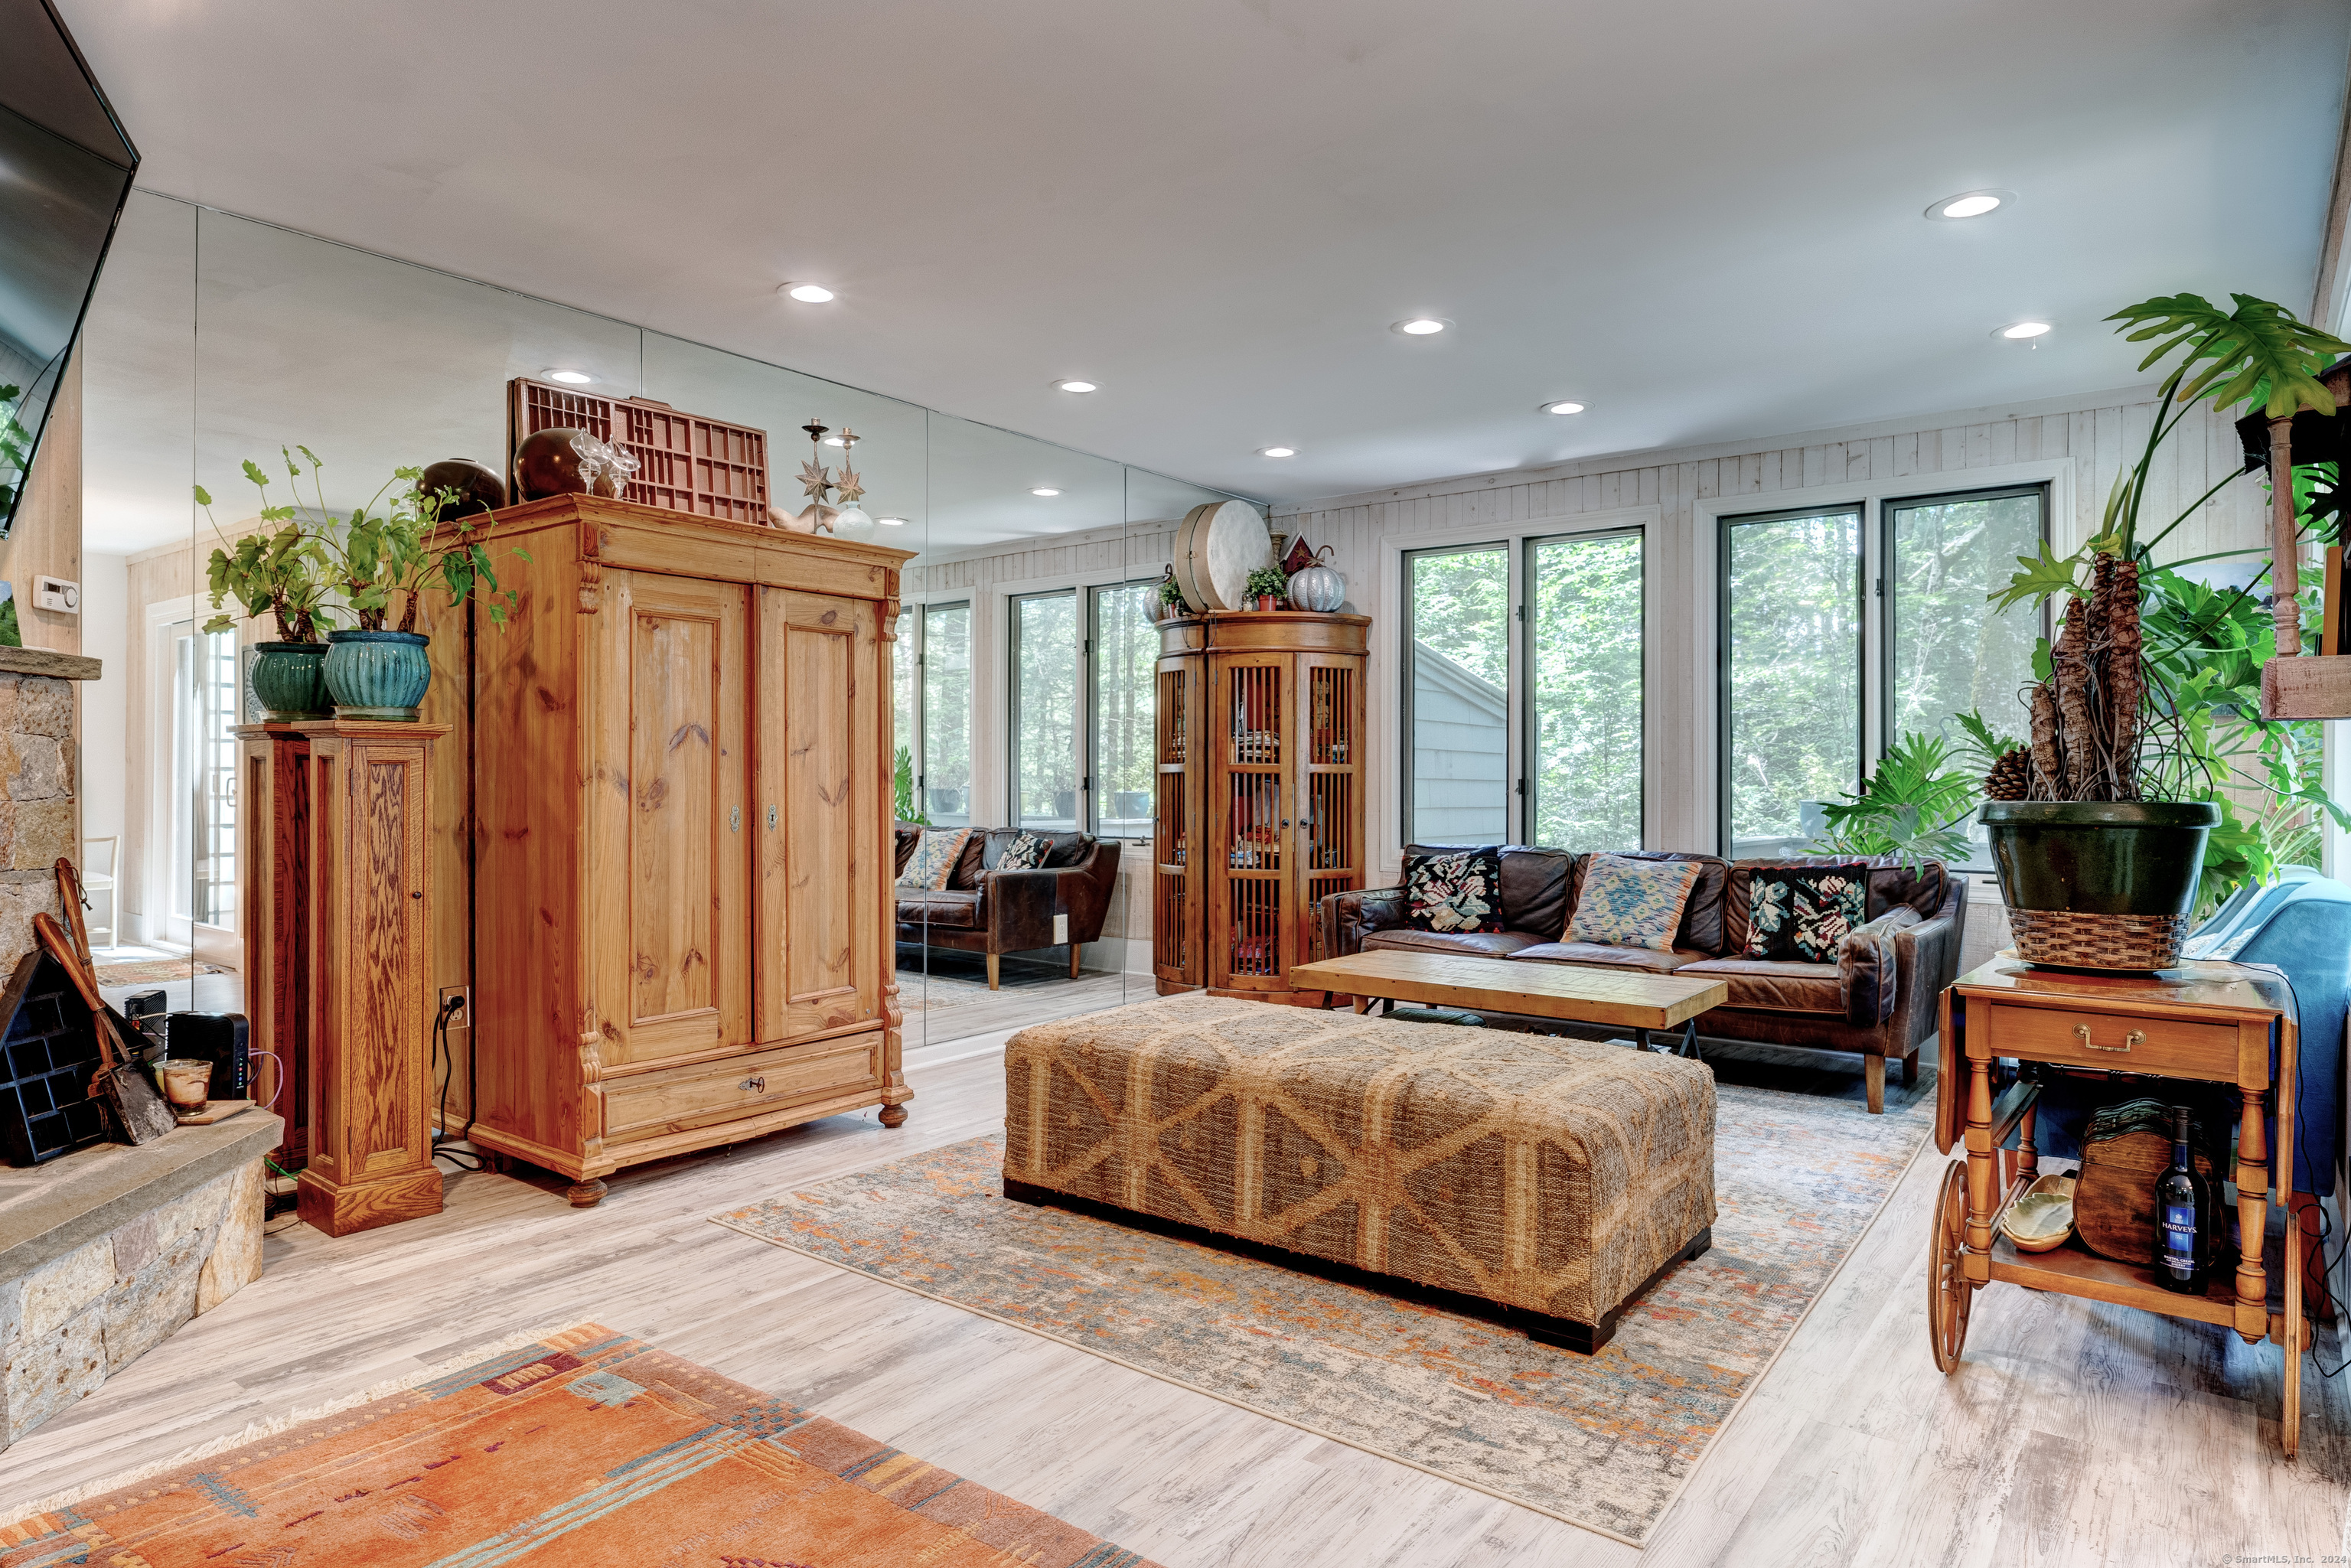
[514,429,593,501]
[418,458,505,520]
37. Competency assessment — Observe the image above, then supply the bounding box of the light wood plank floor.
[2,1039,2343,1564]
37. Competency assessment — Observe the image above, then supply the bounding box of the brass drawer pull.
[740,1075,765,1092]
[2073,1023,2139,1053]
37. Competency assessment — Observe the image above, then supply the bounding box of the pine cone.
[1984,747,2031,801]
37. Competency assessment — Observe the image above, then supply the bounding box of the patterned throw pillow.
[898,828,973,891]
[996,830,1052,872]
[1404,847,1504,934]
[1567,854,1704,951]
[1743,865,1869,962]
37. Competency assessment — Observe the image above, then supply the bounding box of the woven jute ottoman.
[1003,993,1716,1352]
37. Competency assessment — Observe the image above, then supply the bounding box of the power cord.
[430,996,481,1172]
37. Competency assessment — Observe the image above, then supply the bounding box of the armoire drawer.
[601,1034,882,1145]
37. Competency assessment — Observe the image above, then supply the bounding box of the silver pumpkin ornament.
[1286,545,1345,612]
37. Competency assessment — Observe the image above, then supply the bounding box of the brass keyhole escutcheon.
[730,807,741,832]
[768,806,778,830]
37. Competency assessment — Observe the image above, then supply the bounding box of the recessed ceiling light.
[1391,318,1451,336]
[781,282,835,303]
[1926,189,2014,221]
[1052,379,1099,393]
[1541,400,1586,416]
[1031,487,1061,497]
[1995,320,2054,340]
[878,516,907,526]
[1257,446,1297,458]
[544,368,592,385]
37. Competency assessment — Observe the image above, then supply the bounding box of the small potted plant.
[1245,566,1287,611]
[319,458,526,719]
[1156,575,1186,621]
[199,458,337,720]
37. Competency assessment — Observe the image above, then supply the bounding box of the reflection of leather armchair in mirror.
[894,826,1122,988]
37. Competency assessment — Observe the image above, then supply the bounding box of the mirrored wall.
[68,192,1249,1108]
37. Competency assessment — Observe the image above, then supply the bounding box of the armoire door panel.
[755,588,881,1044]
[600,572,751,1065]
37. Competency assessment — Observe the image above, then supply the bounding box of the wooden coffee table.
[1287,950,1729,1056]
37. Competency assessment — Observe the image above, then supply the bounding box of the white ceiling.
[57,0,2351,517]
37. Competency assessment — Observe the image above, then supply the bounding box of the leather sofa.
[1319,847,1968,1113]
[894,826,1122,989]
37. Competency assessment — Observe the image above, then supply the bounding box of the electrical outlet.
[439,986,471,1027]
[1052,913,1068,945]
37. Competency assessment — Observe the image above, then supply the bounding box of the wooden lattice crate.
[506,377,769,524]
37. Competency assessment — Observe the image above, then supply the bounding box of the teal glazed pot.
[1979,800,2219,916]
[323,629,430,721]
[250,641,329,721]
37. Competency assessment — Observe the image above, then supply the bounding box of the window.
[1091,582,1158,838]
[1010,591,1079,830]
[1401,545,1510,846]
[1718,484,2048,864]
[999,579,1162,839]
[914,601,971,826]
[1720,504,1864,859]
[1528,530,1643,852]
[1885,485,2047,869]
[1400,531,1645,850]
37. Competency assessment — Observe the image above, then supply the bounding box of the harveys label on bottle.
[2160,1202,2197,1273]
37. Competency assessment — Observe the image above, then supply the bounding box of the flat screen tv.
[0,0,136,538]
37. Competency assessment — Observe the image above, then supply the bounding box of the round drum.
[1172,499,1268,611]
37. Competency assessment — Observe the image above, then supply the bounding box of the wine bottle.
[2154,1104,2210,1295]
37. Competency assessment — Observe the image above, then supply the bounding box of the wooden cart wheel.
[1928,1159,1974,1374]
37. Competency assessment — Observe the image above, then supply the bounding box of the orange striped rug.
[2,1324,1154,1567]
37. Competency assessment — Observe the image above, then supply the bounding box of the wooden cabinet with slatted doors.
[1152,611,1368,1003]
[420,494,914,1206]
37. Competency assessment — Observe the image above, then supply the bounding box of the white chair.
[79,836,118,948]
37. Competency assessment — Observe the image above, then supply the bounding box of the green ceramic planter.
[250,641,329,721]
[323,629,430,721]
[1979,800,2219,917]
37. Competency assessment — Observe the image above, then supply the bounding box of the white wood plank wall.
[902,387,2276,957]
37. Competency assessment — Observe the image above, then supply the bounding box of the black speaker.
[166,1012,249,1100]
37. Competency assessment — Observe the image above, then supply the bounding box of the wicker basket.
[2007,908,2190,971]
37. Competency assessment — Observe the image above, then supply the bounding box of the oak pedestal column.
[241,719,448,1237]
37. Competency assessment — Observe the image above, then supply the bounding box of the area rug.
[93,959,227,986]
[0,1322,1157,1567]
[712,1080,1934,1545]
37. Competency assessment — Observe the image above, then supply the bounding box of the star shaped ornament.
[797,459,834,501]
[834,462,865,504]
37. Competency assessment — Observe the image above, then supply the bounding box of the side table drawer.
[1984,1002,2237,1077]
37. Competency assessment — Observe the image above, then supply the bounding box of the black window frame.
[1716,500,1868,859]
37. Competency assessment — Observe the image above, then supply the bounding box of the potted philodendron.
[1974,292,2351,969]
[1245,566,1287,611]
[200,459,337,719]
[320,457,524,719]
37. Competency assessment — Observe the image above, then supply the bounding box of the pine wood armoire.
[1153,610,1368,1004]
[420,494,914,1206]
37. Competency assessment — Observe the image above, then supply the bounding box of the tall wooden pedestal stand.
[240,719,448,1237]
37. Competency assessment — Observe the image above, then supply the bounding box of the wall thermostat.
[31,576,77,614]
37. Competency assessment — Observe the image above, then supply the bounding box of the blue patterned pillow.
[898,828,972,891]
[1567,854,1703,951]
[1404,847,1504,934]
[1744,865,1867,962]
